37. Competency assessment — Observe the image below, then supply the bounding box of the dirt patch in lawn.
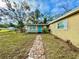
[42,34,79,59]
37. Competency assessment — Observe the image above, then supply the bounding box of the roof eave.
[48,7,79,25]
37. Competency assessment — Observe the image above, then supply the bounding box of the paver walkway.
[26,35,45,59]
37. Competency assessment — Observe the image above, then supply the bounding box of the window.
[33,26,36,29]
[57,20,68,30]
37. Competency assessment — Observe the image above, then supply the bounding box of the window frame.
[56,19,68,30]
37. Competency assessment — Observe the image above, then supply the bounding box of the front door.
[38,25,42,33]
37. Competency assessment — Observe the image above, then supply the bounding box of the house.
[48,7,79,48]
[26,24,48,33]
[25,17,48,33]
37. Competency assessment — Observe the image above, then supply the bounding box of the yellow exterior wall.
[49,13,79,47]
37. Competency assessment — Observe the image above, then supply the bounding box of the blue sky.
[0,0,79,24]
[0,0,79,16]
[26,0,79,16]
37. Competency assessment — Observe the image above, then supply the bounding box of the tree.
[35,9,40,19]
[0,24,9,28]
[2,0,30,32]
[9,23,16,27]
[44,16,47,24]
[34,9,42,24]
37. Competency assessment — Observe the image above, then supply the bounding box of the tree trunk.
[19,27,25,33]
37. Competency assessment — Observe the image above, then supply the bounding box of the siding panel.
[49,13,79,47]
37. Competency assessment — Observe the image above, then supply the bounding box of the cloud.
[39,2,51,13]
[0,0,7,8]
[50,7,65,16]
[27,0,39,11]
[27,0,51,14]
[1,0,79,16]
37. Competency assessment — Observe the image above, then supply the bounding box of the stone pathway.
[26,35,45,59]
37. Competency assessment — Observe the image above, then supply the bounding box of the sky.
[0,0,79,16]
[0,0,79,24]
[27,0,79,16]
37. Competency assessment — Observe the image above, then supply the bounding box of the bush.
[43,27,49,33]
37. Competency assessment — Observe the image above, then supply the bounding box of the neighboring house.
[7,27,16,31]
[48,7,79,48]
[26,18,48,33]
[26,24,48,33]
[0,27,16,31]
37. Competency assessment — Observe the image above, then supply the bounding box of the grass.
[0,29,10,32]
[0,32,36,59]
[42,34,79,59]
[0,32,79,59]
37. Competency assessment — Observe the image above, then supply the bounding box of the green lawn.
[0,29,10,32]
[0,32,36,59]
[42,34,79,59]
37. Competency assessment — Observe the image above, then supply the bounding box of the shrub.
[43,27,49,33]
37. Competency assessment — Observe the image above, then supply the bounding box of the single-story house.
[26,24,48,33]
[25,17,48,33]
[48,7,79,48]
